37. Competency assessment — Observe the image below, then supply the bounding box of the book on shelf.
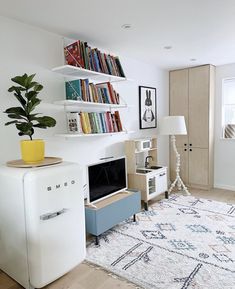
[114,111,123,131]
[66,111,123,134]
[65,80,120,104]
[66,112,83,134]
[80,112,91,134]
[64,40,84,67]
[105,111,114,132]
[65,79,82,100]
[64,40,126,77]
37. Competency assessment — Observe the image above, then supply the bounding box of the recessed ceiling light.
[122,24,132,29]
[190,58,197,61]
[164,46,172,50]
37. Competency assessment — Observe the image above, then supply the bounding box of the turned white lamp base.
[168,135,190,196]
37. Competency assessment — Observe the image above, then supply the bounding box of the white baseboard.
[214,183,235,191]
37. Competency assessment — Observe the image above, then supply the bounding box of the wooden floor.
[1,188,235,289]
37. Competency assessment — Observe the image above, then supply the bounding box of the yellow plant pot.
[21,139,45,163]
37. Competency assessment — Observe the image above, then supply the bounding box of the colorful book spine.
[97,113,104,133]
[100,53,109,74]
[107,82,116,104]
[93,113,101,133]
[82,42,89,70]
[94,49,102,72]
[104,112,111,132]
[80,112,89,134]
[84,112,92,133]
[90,113,98,133]
[106,111,114,132]
[88,113,95,133]
[114,111,123,131]
[101,113,108,133]
[111,113,118,132]
[105,54,113,75]
[115,56,126,77]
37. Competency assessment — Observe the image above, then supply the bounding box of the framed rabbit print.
[139,86,157,129]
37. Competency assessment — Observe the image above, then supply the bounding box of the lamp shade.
[159,116,187,135]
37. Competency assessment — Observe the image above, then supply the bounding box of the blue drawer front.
[85,191,141,236]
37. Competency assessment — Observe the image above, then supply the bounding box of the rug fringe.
[84,260,144,289]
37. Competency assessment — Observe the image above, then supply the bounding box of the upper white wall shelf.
[52,65,127,83]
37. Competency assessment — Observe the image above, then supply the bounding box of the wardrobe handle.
[189,144,192,146]
[184,143,187,146]
[189,149,192,151]
[184,149,187,151]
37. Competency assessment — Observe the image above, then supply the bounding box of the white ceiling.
[1,0,235,69]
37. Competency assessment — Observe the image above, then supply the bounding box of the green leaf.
[33,123,47,129]
[18,127,34,139]
[26,98,41,114]
[27,81,38,90]
[28,113,40,121]
[25,90,37,100]
[13,93,26,107]
[25,74,36,87]
[16,122,33,133]
[5,120,21,126]
[11,74,28,88]
[8,86,26,93]
[36,116,56,127]
[7,114,27,120]
[4,107,27,117]
[33,84,43,92]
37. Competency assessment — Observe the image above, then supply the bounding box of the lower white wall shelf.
[55,131,133,138]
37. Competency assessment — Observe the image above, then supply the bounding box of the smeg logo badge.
[47,180,76,191]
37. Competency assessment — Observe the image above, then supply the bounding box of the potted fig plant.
[4,73,56,163]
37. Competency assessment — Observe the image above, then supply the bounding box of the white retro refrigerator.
[0,162,86,289]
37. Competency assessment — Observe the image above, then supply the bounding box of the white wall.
[214,63,235,190]
[0,16,169,187]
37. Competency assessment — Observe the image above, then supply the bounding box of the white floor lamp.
[159,116,190,195]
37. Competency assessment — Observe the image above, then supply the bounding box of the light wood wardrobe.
[169,64,215,189]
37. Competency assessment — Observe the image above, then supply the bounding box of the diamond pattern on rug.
[217,236,235,244]
[209,244,230,253]
[86,195,235,289]
[155,223,176,231]
[141,230,166,239]
[213,253,234,263]
[186,224,211,233]
[169,239,196,250]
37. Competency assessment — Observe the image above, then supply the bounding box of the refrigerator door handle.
[40,208,68,221]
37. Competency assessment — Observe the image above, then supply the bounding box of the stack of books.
[65,80,120,104]
[64,40,125,77]
[66,111,123,134]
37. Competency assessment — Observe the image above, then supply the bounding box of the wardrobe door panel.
[189,66,209,148]
[188,148,208,186]
[170,69,189,147]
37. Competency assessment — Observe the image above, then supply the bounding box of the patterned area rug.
[86,195,235,289]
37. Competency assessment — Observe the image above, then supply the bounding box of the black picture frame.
[139,86,157,129]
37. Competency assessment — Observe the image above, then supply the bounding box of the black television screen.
[88,157,126,203]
